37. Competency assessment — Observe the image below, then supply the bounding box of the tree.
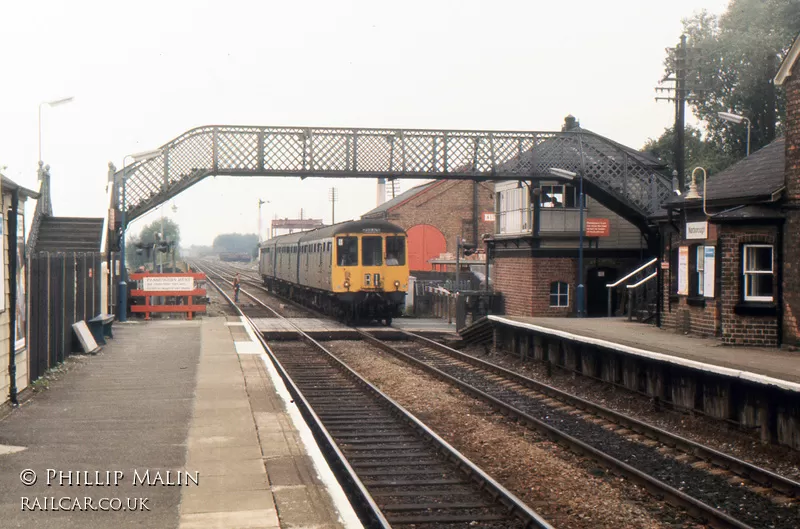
[665,1,800,161]
[125,217,181,270]
[642,125,732,179]
[212,233,258,254]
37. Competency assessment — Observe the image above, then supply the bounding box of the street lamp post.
[38,97,75,170]
[258,199,269,242]
[718,111,751,157]
[549,167,586,317]
[118,149,163,322]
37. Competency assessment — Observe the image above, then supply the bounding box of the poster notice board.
[678,246,689,295]
[703,246,716,298]
[142,276,194,292]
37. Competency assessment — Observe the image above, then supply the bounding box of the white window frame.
[696,245,704,296]
[742,244,774,302]
[549,281,569,307]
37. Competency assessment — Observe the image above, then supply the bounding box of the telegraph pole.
[655,34,703,193]
[675,34,686,192]
[329,187,338,225]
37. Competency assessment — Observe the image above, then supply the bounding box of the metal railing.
[606,257,658,319]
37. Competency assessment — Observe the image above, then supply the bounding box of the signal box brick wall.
[782,60,800,345]
[494,257,575,316]
[380,180,494,254]
[662,223,779,346]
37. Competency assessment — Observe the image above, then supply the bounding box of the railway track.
[353,330,800,529]
[197,258,800,527]
[198,263,553,529]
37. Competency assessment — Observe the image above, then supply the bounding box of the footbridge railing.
[111,125,672,225]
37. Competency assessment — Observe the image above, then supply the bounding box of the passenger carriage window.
[385,236,405,266]
[337,237,358,266]
[362,236,383,266]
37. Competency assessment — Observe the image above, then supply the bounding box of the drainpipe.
[8,189,19,405]
[472,180,478,246]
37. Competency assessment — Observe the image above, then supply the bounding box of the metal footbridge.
[110,125,671,231]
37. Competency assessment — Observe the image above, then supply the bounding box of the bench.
[87,314,115,345]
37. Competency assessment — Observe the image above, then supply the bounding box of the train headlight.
[394,280,400,288]
[344,280,350,289]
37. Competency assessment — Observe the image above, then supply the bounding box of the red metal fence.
[129,272,207,320]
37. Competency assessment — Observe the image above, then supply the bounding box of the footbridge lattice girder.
[112,125,671,225]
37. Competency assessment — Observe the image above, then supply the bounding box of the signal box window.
[362,236,383,266]
[549,281,569,307]
[540,185,579,208]
[386,236,405,266]
[337,237,358,266]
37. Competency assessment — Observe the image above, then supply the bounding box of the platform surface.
[0,317,357,529]
[390,317,457,334]
[498,316,800,385]
[252,317,349,333]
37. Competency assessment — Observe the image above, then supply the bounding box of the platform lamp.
[718,111,751,157]
[38,96,74,178]
[549,167,586,318]
[118,148,163,322]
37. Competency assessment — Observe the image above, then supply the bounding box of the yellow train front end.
[331,225,408,324]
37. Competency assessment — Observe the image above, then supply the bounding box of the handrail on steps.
[605,257,657,288]
[626,271,657,289]
[606,257,658,317]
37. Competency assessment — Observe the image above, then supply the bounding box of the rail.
[201,267,552,528]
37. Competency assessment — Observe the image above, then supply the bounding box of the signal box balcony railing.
[539,208,581,233]
[496,207,581,235]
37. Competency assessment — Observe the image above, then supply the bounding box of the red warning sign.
[585,218,610,237]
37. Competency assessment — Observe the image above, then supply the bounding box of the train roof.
[260,219,406,247]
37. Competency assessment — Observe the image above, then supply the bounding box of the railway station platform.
[0,317,359,529]
[478,315,800,449]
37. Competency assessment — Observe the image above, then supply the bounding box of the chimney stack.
[376,177,386,207]
[563,115,580,132]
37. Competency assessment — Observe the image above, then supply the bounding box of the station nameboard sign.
[585,218,610,237]
[686,221,708,240]
[143,276,194,292]
[483,212,496,222]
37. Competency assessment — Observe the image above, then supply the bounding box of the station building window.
[549,281,569,307]
[743,244,773,302]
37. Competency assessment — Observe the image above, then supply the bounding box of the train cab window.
[362,236,383,266]
[337,237,358,266]
[386,236,405,266]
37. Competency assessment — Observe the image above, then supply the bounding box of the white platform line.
[489,315,800,393]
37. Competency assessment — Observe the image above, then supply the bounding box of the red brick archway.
[407,224,446,271]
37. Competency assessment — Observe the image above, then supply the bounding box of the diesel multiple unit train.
[258,219,409,324]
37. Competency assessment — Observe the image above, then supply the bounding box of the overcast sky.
[0,0,730,246]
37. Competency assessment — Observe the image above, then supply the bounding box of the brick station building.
[656,33,800,347]
[361,180,494,272]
